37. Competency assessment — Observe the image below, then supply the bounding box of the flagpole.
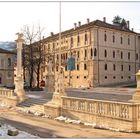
[59,1,61,92]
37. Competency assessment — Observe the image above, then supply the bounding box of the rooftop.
[44,19,136,42]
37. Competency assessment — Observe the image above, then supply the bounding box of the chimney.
[103,17,106,23]
[78,21,81,27]
[132,28,134,31]
[74,23,77,29]
[127,21,130,29]
[87,18,90,24]
[50,32,54,36]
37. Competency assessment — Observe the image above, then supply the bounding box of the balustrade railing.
[62,96,140,121]
[0,88,15,98]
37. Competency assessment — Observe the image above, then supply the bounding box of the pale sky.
[0,1,140,41]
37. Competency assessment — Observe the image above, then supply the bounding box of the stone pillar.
[14,33,26,103]
[45,60,55,93]
[132,70,140,101]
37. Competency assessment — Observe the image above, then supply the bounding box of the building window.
[77,64,79,70]
[105,76,107,79]
[71,37,73,45]
[77,76,79,79]
[85,49,87,57]
[77,51,80,58]
[113,64,116,71]
[77,34,80,44]
[128,76,131,79]
[128,37,130,45]
[121,76,123,79]
[94,48,97,57]
[66,53,68,60]
[113,34,115,43]
[91,48,93,57]
[121,51,123,59]
[105,64,107,70]
[65,65,67,71]
[121,65,123,71]
[120,36,123,44]
[56,66,58,71]
[104,49,107,58]
[84,64,87,70]
[104,33,107,42]
[65,76,67,79]
[113,51,115,58]
[8,58,11,67]
[129,65,131,71]
[84,76,87,79]
[113,76,116,79]
[70,76,72,79]
[136,53,138,60]
[85,33,87,44]
[128,52,130,60]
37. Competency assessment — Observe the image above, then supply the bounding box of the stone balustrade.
[0,88,18,107]
[61,96,140,132]
[0,88,15,98]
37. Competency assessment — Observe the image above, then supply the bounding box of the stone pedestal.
[45,74,55,94]
[44,67,65,118]
[132,70,140,102]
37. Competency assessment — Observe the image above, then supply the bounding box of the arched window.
[94,48,97,57]
[105,64,107,70]
[104,49,107,58]
[8,58,11,67]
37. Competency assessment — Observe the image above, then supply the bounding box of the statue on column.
[14,33,26,103]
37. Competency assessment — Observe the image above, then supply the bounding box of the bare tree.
[22,24,45,88]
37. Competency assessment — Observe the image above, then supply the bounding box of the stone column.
[45,59,55,93]
[14,33,26,103]
[132,70,140,102]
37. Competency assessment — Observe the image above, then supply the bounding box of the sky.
[0,1,140,42]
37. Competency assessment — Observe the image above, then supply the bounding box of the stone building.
[0,48,15,87]
[42,17,140,88]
